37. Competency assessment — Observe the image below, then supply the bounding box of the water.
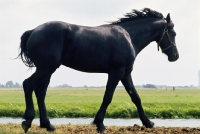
[0,118,200,127]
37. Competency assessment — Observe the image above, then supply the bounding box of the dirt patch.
[59,124,200,134]
[1,123,200,134]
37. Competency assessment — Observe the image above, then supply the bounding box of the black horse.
[18,8,179,133]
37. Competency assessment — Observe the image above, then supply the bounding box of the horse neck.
[117,19,164,55]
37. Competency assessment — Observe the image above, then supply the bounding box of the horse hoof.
[150,121,155,128]
[40,123,56,131]
[92,120,106,133]
[46,124,56,131]
[97,128,106,134]
[21,121,30,133]
[97,126,106,133]
[145,121,154,128]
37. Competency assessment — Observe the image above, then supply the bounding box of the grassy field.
[0,88,200,119]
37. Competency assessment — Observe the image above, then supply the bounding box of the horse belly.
[62,49,108,73]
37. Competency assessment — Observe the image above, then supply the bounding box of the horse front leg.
[93,69,124,133]
[121,73,154,128]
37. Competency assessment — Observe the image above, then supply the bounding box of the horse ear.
[166,13,171,23]
[166,13,174,27]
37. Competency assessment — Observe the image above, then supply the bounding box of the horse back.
[26,21,135,72]
[62,23,135,73]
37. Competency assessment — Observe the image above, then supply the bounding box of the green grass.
[0,88,200,118]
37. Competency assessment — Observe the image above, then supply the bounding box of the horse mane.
[111,8,164,24]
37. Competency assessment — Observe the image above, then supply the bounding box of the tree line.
[0,81,156,88]
[0,81,72,88]
[0,81,22,88]
[0,81,195,88]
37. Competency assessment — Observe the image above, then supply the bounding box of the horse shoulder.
[110,25,135,56]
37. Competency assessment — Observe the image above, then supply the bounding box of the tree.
[15,82,21,88]
[143,84,156,88]
[6,81,14,88]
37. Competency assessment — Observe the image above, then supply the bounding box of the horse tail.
[18,30,35,67]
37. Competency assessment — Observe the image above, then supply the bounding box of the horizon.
[0,80,198,88]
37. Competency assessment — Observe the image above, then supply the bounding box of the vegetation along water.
[0,88,200,119]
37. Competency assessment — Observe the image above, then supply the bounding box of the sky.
[0,0,200,87]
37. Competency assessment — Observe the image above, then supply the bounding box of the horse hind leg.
[21,66,58,133]
[121,73,154,128]
[21,72,38,133]
[34,68,56,131]
[35,72,55,131]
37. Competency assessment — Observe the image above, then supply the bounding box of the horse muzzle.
[168,53,179,62]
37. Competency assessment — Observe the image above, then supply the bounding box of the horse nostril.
[174,53,179,60]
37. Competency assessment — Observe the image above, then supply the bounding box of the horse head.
[157,13,179,62]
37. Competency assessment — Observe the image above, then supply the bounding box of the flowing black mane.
[112,8,164,24]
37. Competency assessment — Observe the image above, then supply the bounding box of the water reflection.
[0,118,199,127]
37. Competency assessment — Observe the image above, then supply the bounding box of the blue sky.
[0,0,199,87]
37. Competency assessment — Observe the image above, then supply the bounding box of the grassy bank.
[0,88,200,118]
